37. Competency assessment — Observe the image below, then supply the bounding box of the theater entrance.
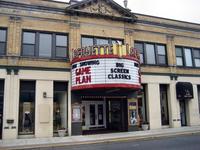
[82,97,128,134]
[107,99,128,132]
[82,101,106,130]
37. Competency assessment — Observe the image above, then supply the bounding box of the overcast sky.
[56,0,200,24]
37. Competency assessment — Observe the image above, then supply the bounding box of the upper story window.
[0,28,7,55]
[134,41,167,65]
[22,31,68,59]
[176,46,200,67]
[81,36,123,47]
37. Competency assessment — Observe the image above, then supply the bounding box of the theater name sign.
[71,44,141,90]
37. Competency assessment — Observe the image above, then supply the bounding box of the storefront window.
[198,85,200,114]
[160,84,169,125]
[128,99,138,126]
[137,85,147,125]
[53,82,68,134]
[18,81,35,135]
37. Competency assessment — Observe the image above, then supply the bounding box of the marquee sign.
[71,44,141,90]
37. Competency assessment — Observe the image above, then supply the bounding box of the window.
[193,49,200,67]
[175,46,200,67]
[53,82,68,135]
[0,28,7,55]
[157,45,167,64]
[56,35,68,58]
[176,47,183,66]
[160,84,169,125]
[81,36,123,47]
[22,31,68,59]
[134,41,167,65]
[18,81,35,135]
[146,44,156,64]
[96,38,109,45]
[82,37,94,47]
[184,48,193,67]
[39,33,52,57]
[135,43,144,64]
[22,32,35,56]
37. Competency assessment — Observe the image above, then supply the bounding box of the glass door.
[82,101,106,130]
[180,101,187,126]
[109,100,122,131]
[97,104,104,125]
[90,104,96,126]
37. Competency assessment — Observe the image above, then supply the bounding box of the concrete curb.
[1,127,200,150]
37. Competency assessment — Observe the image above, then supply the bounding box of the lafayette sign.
[71,44,141,90]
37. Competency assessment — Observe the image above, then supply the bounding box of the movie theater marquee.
[71,44,141,90]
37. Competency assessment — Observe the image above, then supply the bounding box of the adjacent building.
[0,0,200,140]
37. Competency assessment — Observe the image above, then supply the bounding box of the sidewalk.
[1,126,200,150]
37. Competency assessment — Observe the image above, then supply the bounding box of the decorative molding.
[0,65,71,72]
[6,68,19,75]
[9,16,22,23]
[81,1,124,18]
[124,29,134,36]
[166,34,174,41]
[69,22,80,28]
[88,2,113,16]
[66,0,136,22]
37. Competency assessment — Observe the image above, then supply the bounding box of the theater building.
[0,0,200,140]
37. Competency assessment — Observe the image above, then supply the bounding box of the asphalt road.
[24,134,200,150]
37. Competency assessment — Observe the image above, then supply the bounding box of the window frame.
[81,35,124,47]
[175,47,184,66]
[134,41,167,66]
[0,28,7,55]
[21,30,69,60]
[175,46,200,68]
[193,49,200,67]
[22,31,36,57]
[144,43,156,65]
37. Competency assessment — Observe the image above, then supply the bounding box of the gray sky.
[56,0,200,24]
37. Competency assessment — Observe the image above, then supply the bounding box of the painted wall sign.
[71,44,141,90]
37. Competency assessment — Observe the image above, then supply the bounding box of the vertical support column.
[3,71,19,139]
[35,80,53,138]
[168,81,181,128]
[187,84,200,126]
[69,16,80,59]
[69,17,82,135]
[8,16,21,56]
[147,83,162,129]
[166,35,175,66]
[68,80,72,136]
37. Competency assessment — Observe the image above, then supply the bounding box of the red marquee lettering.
[75,67,91,76]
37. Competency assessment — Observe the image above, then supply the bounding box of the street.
[22,134,200,150]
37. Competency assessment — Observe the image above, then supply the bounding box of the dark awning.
[176,82,193,100]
